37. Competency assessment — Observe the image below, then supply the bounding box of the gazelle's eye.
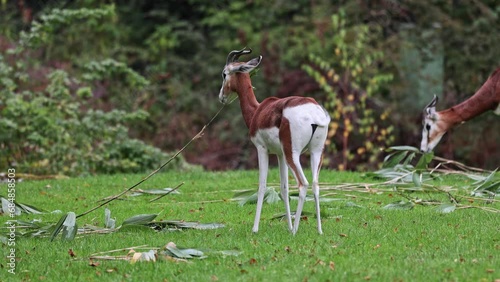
[425,124,431,131]
[222,73,226,80]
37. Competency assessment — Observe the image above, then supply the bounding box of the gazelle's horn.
[424,95,438,112]
[226,47,252,65]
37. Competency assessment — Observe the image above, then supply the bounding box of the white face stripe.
[420,126,429,152]
[420,112,446,152]
[219,70,232,104]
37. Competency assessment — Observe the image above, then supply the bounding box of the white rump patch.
[283,104,330,127]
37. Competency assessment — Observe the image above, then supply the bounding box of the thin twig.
[149,182,184,202]
[89,245,150,256]
[432,185,459,204]
[432,156,489,173]
[76,103,227,219]
[456,205,500,213]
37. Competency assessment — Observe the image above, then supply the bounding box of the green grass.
[1,169,499,282]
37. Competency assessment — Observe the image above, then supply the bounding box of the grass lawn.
[1,168,499,281]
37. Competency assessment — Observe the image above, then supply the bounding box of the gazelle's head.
[219,47,262,104]
[420,95,447,152]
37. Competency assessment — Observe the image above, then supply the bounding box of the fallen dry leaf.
[315,259,325,266]
[249,258,257,265]
[329,261,335,271]
[130,252,142,264]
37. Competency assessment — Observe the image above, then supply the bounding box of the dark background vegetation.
[1,0,499,175]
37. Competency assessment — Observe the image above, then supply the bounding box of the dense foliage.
[0,6,180,175]
[303,10,395,170]
[1,1,499,174]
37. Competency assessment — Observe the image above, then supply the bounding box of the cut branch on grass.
[369,146,500,213]
[36,207,227,240]
[76,104,227,219]
[0,196,45,216]
[431,156,491,173]
[88,241,241,264]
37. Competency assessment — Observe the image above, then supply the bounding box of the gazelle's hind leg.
[277,155,293,232]
[309,125,328,234]
[288,152,309,235]
[310,150,323,234]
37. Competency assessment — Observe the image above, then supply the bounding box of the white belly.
[251,127,282,155]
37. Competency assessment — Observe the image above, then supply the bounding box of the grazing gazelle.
[420,68,500,153]
[219,48,330,235]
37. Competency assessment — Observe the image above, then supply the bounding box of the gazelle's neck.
[234,73,259,128]
[442,78,499,125]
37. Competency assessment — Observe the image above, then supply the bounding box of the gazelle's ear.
[236,56,262,73]
[426,106,436,116]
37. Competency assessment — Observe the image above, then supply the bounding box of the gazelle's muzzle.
[219,87,228,104]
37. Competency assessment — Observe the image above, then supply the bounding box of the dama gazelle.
[219,48,330,235]
[420,68,500,153]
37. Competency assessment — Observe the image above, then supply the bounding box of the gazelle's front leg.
[252,146,269,233]
[277,154,293,232]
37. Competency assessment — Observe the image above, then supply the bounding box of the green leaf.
[382,201,414,210]
[16,202,44,214]
[234,187,281,206]
[104,208,115,229]
[435,203,456,214]
[265,188,281,204]
[164,242,205,259]
[1,197,21,216]
[50,213,68,242]
[412,172,422,187]
[481,181,500,193]
[153,220,225,230]
[405,152,416,166]
[122,214,157,226]
[416,151,434,169]
[386,146,420,153]
[61,212,77,241]
[473,169,499,189]
[383,151,407,168]
[214,250,242,257]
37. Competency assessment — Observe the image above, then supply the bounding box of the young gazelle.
[421,68,500,153]
[219,48,330,235]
